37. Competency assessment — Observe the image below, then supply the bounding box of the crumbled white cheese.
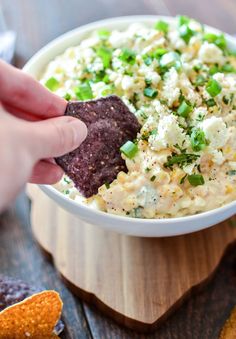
[198,42,225,64]
[200,117,228,148]
[149,114,186,151]
[162,68,180,106]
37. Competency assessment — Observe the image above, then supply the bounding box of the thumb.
[28,116,87,160]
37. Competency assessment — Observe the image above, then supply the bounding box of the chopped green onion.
[63,93,71,101]
[150,175,156,182]
[205,98,216,107]
[97,46,112,69]
[153,48,167,58]
[194,75,206,87]
[155,20,169,33]
[119,48,136,65]
[143,55,152,66]
[179,24,195,44]
[193,64,203,72]
[178,15,190,27]
[227,170,236,176]
[209,65,220,75]
[145,78,152,86]
[105,182,110,189]
[159,52,181,70]
[144,87,158,98]
[187,174,205,186]
[206,78,222,97]
[145,167,151,173]
[203,33,227,50]
[221,63,236,73]
[190,128,207,151]
[45,77,59,91]
[75,82,93,100]
[177,100,192,118]
[120,141,138,159]
[97,29,111,39]
[101,85,114,96]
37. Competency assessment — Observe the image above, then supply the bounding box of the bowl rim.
[24,14,236,224]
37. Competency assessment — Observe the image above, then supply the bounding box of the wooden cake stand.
[27,185,236,332]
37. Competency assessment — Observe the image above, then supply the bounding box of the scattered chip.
[220,306,236,339]
[55,95,140,197]
[0,290,62,338]
[0,276,64,335]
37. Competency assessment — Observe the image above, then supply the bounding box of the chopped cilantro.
[164,153,200,170]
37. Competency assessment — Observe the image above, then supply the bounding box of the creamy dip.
[40,16,236,218]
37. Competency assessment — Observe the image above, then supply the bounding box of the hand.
[0,60,87,211]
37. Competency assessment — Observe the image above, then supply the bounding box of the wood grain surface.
[28,185,236,333]
[1,0,236,338]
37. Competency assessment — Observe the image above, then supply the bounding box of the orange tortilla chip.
[220,306,236,339]
[0,290,62,338]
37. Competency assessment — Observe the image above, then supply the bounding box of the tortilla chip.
[0,290,62,338]
[55,95,140,197]
[220,306,236,339]
[0,275,64,335]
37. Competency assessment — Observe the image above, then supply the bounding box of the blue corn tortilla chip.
[55,95,140,198]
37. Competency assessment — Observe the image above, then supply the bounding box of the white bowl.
[24,15,236,237]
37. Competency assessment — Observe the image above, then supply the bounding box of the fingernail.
[70,119,88,146]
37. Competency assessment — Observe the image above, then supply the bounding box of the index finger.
[0,59,67,118]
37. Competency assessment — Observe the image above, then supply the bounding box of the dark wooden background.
[1,0,236,338]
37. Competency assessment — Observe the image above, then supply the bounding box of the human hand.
[0,60,87,211]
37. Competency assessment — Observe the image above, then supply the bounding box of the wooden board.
[27,185,236,332]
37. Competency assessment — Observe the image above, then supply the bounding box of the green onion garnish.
[143,55,153,66]
[178,15,190,26]
[153,48,167,58]
[187,174,205,186]
[177,100,193,118]
[159,52,181,70]
[97,46,112,69]
[97,29,111,39]
[144,87,158,98]
[205,98,216,107]
[221,63,236,73]
[119,48,136,65]
[190,128,207,151]
[179,24,195,44]
[227,170,236,176]
[105,182,110,189]
[209,65,220,75]
[120,141,138,159]
[75,82,93,100]
[194,75,206,87]
[150,175,156,182]
[63,93,71,101]
[203,33,227,50]
[45,77,59,91]
[155,20,169,33]
[206,78,222,97]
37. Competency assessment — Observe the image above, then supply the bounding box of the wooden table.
[1,1,236,338]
